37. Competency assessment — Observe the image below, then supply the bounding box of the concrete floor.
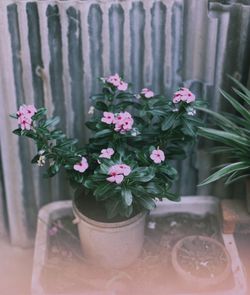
[0,236,33,295]
[0,234,249,295]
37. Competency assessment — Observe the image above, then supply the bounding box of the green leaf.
[198,128,249,149]
[51,163,60,174]
[83,180,95,189]
[94,183,113,200]
[24,131,37,139]
[121,188,133,206]
[99,162,110,174]
[136,195,155,210]
[163,191,180,201]
[131,167,155,182]
[225,171,250,185]
[161,113,176,131]
[232,87,250,105]
[220,89,250,122]
[45,163,61,177]
[229,75,250,98]
[94,129,112,138]
[123,205,133,218]
[199,162,250,186]
[12,128,22,136]
[85,121,98,131]
[43,117,60,128]
[9,113,18,119]
[56,138,78,147]
[50,130,66,140]
[196,107,238,131]
[105,198,122,219]
[146,182,162,195]
[32,108,47,120]
[182,119,195,137]
[31,154,40,164]
[159,165,178,178]
[208,146,235,154]
[90,94,104,101]
[94,101,108,111]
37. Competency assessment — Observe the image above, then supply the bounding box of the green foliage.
[11,78,204,219]
[198,76,250,186]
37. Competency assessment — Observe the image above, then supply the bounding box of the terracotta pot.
[171,235,232,289]
[72,195,146,269]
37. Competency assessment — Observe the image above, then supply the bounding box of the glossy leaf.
[161,112,176,131]
[121,188,133,206]
[199,162,249,186]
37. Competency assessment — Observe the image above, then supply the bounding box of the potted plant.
[11,74,203,268]
[198,77,250,212]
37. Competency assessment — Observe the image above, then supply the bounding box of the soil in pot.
[74,188,139,223]
[41,213,234,294]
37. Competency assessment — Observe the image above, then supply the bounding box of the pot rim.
[72,194,147,228]
[171,235,232,285]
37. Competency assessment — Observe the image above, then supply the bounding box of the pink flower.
[101,112,115,124]
[141,88,154,98]
[113,112,134,133]
[122,119,133,131]
[106,74,128,91]
[117,164,131,176]
[107,174,124,184]
[17,104,37,130]
[19,116,32,130]
[99,148,114,159]
[73,157,88,173]
[106,164,131,184]
[117,81,128,91]
[17,104,37,117]
[150,149,165,164]
[26,105,37,116]
[106,74,121,87]
[173,88,195,104]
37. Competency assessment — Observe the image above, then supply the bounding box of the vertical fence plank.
[7,3,38,241]
[0,2,32,246]
[170,0,184,92]
[151,1,166,93]
[109,4,124,74]
[88,4,103,95]
[7,4,25,104]
[46,4,69,201]
[46,4,66,130]
[26,2,45,108]
[130,1,145,92]
[67,6,85,143]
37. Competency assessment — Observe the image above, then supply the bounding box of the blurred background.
[0,0,249,247]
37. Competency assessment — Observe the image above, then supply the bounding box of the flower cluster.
[106,74,128,91]
[101,111,134,133]
[17,104,37,130]
[141,88,154,98]
[107,164,131,184]
[173,87,195,104]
